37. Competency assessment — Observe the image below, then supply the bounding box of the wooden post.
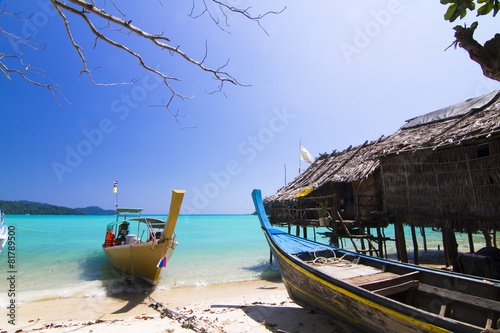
[296,225,300,237]
[442,223,459,267]
[303,227,308,239]
[482,229,493,248]
[394,222,408,263]
[411,225,419,265]
[377,227,384,258]
[442,228,450,267]
[269,250,273,264]
[330,235,340,247]
[421,227,427,252]
[468,231,475,253]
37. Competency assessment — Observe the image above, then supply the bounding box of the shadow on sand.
[211,303,356,333]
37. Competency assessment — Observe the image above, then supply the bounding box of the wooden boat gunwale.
[252,189,500,333]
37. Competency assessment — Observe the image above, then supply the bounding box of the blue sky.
[1,1,499,214]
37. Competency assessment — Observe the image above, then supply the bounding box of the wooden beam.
[418,284,500,312]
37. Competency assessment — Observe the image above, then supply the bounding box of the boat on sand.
[103,190,185,285]
[252,189,500,333]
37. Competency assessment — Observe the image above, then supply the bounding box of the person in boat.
[104,227,116,248]
[116,222,129,245]
[149,231,162,241]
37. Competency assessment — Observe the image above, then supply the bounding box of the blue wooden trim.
[252,189,282,233]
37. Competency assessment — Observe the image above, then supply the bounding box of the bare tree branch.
[0,9,68,106]
[190,0,285,36]
[150,101,198,130]
[1,1,281,125]
[48,0,247,120]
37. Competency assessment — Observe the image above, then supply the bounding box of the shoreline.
[4,279,356,333]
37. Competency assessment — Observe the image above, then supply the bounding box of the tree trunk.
[452,22,500,82]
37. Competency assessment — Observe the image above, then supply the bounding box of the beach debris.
[145,292,209,332]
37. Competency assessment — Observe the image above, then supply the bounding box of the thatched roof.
[267,90,500,203]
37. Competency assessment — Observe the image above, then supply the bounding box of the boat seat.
[357,271,421,297]
[342,271,398,285]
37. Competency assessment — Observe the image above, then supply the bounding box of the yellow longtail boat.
[103,190,185,285]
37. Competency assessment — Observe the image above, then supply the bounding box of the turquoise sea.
[0,214,495,306]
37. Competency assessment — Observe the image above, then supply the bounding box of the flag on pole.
[113,181,118,193]
[300,145,314,163]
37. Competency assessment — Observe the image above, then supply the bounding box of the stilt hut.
[265,90,500,264]
[375,89,500,266]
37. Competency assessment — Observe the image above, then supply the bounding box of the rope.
[312,246,352,267]
[145,292,207,332]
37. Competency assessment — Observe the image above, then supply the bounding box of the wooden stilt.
[442,224,458,267]
[394,222,408,263]
[330,235,340,247]
[296,225,300,237]
[420,227,427,252]
[303,227,308,239]
[377,228,384,258]
[411,225,419,265]
[382,228,388,259]
[468,231,475,253]
[442,228,450,268]
[482,229,493,248]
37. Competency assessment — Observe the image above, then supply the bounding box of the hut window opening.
[477,144,489,158]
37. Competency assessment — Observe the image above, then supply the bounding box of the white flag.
[300,145,314,163]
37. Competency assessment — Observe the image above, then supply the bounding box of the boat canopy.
[106,217,165,231]
[116,208,144,214]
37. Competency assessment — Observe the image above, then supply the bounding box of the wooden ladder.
[336,211,379,257]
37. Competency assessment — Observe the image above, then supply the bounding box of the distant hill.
[0,200,115,215]
[75,206,115,215]
[0,200,87,215]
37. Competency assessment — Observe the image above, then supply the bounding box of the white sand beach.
[3,279,358,333]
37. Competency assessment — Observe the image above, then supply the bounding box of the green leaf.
[493,1,500,16]
[477,2,494,15]
[444,4,458,20]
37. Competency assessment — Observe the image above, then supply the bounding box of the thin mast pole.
[299,140,302,174]
[284,164,287,186]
